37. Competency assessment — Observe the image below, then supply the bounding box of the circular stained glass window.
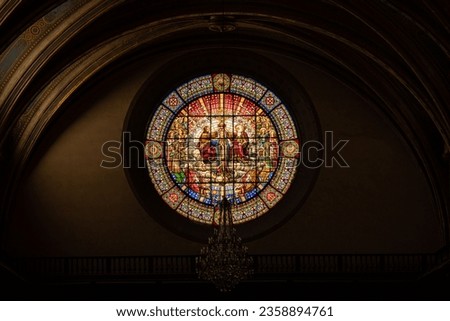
[145,73,300,224]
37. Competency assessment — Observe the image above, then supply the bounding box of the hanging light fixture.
[196,197,253,292]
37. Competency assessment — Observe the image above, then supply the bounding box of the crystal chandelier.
[196,197,253,292]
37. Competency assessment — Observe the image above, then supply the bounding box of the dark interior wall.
[4,50,443,257]
[250,52,443,254]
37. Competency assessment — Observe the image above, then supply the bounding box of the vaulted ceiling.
[0,0,449,243]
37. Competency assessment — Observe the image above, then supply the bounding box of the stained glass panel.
[146,74,299,224]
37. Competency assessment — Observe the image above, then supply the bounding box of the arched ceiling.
[0,0,449,242]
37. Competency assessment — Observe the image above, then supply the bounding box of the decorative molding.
[0,0,22,26]
[0,0,126,143]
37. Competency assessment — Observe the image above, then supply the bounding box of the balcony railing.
[7,253,439,282]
